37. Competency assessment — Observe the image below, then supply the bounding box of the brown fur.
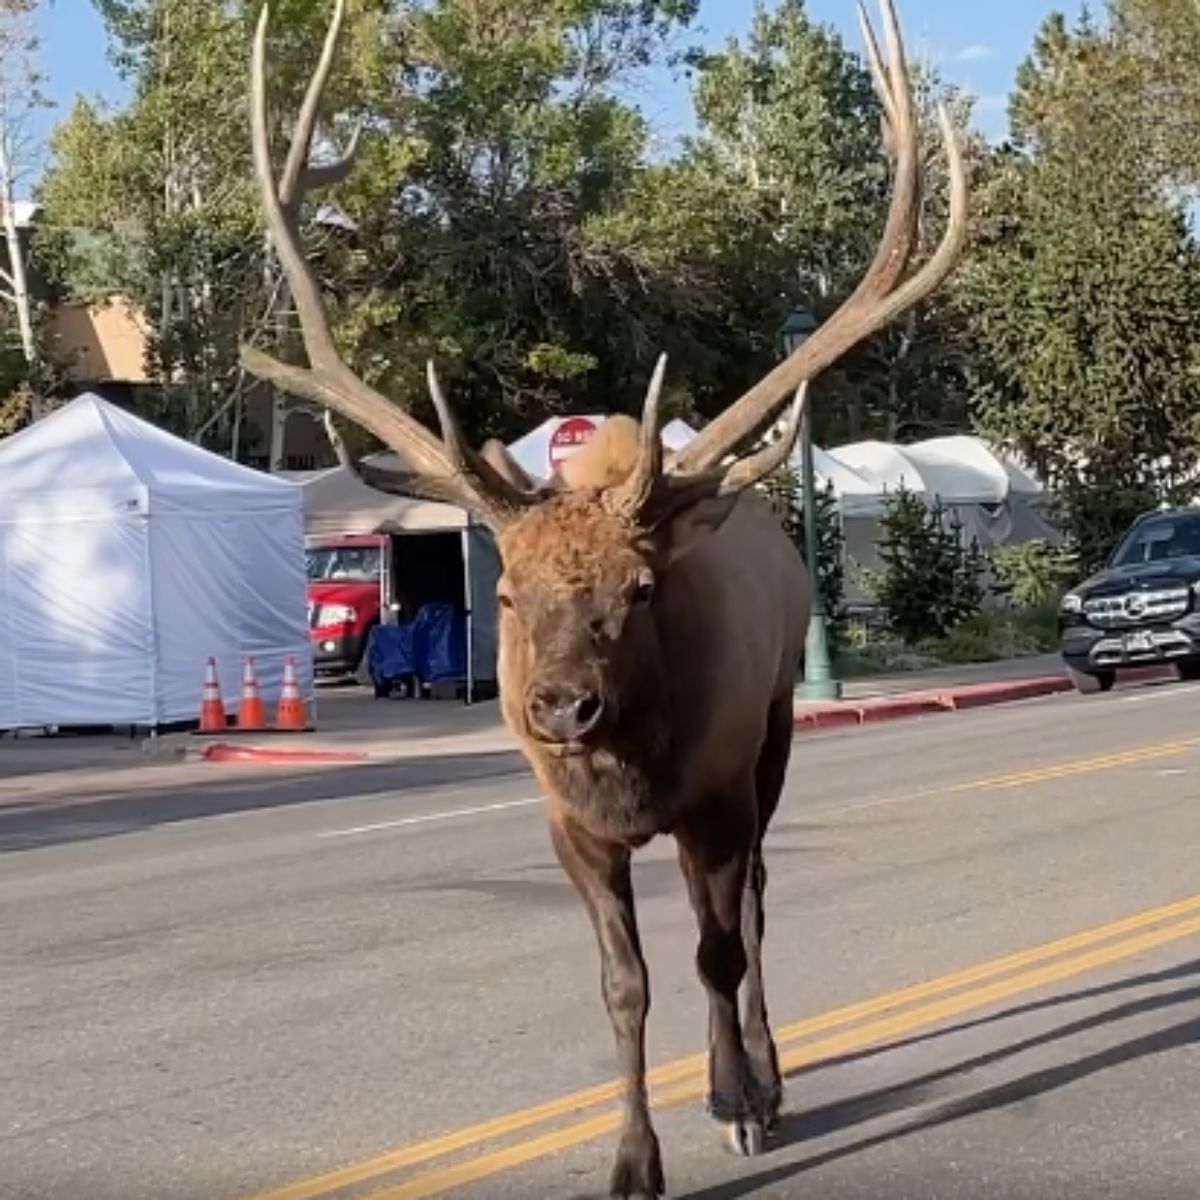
[492,419,809,1196]
[558,414,643,491]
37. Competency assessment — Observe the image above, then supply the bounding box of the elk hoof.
[721,1117,766,1157]
[609,1127,664,1198]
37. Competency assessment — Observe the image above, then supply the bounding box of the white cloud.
[957,44,993,63]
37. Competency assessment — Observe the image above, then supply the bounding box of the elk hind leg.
[739,694,794,1129]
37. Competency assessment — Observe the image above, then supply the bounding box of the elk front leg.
[677,805,772,1157]
[549,817,663,1199]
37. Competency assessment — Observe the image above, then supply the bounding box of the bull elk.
[242,1,966,1194]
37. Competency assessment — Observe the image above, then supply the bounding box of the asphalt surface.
[4,676,1200,1199]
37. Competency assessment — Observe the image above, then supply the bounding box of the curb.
[198,742,369,765]
[793,673,1072,733]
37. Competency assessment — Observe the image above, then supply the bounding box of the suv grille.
[1084,587,1191,626]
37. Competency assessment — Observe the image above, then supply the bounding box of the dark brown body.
[495,427,810,1195]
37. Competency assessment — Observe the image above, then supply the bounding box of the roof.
[300,453,473,538]
[0,393,298,517]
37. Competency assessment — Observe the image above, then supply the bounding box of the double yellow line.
[250,893,1200,1200]
[247,735,1200,1200]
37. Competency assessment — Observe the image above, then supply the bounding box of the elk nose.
[527,684,604,743]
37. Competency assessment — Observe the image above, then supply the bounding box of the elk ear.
[643,493,740,567]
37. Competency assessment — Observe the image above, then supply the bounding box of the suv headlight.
[1060,592,1083,614]
[317,603,356,626]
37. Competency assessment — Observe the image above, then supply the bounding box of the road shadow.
[804,958,1200,1079]
[679,963,1200,1199]
[0,748,532,854]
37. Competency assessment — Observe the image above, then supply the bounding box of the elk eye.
[498,591,515,611]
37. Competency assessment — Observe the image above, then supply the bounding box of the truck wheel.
[1069,667,1115,695]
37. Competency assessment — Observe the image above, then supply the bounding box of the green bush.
[863,487,987,644]
[764,466,846,646]
[991,539,1078,608]
[922,607,1057,664]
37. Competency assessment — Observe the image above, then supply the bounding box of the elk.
[243,2,966,1195]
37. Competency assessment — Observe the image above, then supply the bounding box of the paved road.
[3,676,1200,1199]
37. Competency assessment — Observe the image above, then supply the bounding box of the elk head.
[241,0,967,750]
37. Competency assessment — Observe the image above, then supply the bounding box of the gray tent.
[300,456,500,698]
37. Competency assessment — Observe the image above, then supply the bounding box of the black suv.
[1059,507,1200,693]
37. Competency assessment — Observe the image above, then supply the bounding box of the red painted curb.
[856,694,947,723]
[793,673,1072,733]
[798,706,863,731]
[938,676,1072,710]
[200,742,368,765]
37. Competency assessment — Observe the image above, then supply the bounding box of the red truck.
[305,534,386,677]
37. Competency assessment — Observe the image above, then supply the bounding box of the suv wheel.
[1176,660,1200,682]
[1069,667,1115,695]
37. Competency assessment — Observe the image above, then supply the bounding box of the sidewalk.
[3,654,1164,783]
[191,653,1087,764]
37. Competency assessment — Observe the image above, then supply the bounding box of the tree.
[38,0,706,451]
[964,13,1200,570]
[318,0,706,445]
[597,0,887,436]
[600,1,984,444]
[865,486,985,644]
[1110,0,1200,186]
[0,0,49,420]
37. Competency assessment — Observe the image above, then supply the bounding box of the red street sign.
[548,416,597,475]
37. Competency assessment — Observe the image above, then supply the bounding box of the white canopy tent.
[300,454,500,694]
[655,420,1058,604]
[821,435,1059,603]
[0,394,312,731]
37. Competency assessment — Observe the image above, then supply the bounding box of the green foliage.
[991,538,1079,608]
[1110,0,1200,186]
[923,606,1059,664]
[864,487,986,644]
[762,464,845,644]
[964,14,1200,570]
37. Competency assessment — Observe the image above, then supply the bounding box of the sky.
[26,0,1066,196]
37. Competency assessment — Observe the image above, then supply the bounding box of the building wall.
[44,297,153,384]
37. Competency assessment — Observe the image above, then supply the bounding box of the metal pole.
[462,524,475,707]
[800,404,841,701]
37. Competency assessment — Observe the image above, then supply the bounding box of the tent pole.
[462,522,474,707]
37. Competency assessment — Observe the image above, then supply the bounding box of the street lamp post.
[780,309,842,702]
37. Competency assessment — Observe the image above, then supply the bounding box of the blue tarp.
[366,603,466,686]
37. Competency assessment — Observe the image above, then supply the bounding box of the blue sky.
[29,0,1066,193]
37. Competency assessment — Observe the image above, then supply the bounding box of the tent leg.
[462,527,474,707]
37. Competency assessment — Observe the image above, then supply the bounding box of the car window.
[1111,516,1200,566]
[306,546,382,582]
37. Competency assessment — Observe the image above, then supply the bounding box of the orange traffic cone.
[198,657,227,732]
[237,655,266,730]
[274,656,307,731]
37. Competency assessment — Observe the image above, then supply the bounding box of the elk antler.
[606,356,808,527]
[240,0,536,526]
[671,0,968,475]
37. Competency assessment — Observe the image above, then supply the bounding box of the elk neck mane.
[509,416,680,841]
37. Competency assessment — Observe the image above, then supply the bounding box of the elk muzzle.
[526,681,606,747]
